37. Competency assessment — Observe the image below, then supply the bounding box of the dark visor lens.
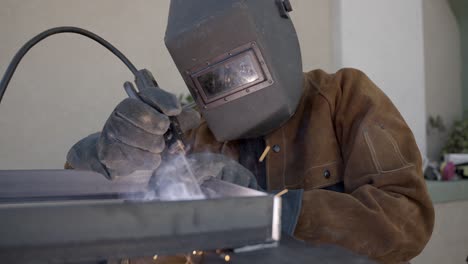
[197,53,262,98]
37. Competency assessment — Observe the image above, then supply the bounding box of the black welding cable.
[0,26,139,103]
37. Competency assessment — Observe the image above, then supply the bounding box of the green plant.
[178,93,194,106]
[427,115,446,133]
[443,119,468,154]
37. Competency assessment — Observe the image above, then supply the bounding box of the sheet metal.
[0,170,151,201]
[0,170,278,264]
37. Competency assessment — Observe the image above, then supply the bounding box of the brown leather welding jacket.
[184,68,435,264]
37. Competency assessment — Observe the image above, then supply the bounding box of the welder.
[66,0,434,263]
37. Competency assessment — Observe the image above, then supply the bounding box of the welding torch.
[0,26,188,156]
[123,78,187,155]
[0,26,194,184]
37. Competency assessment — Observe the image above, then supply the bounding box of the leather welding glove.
[152,152,258,192]
[189,153,259,189]
[67,87,201,180]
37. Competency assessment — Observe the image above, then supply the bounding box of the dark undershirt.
[238,138,267,190]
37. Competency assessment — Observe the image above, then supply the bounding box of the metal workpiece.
[0,170,151,201]
[0,170,375,264]
[0,172,279,264]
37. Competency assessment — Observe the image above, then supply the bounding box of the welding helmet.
[165,0,303,141]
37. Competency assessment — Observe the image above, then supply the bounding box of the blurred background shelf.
[426,180,468,203]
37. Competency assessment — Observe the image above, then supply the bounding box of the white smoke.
[149,154,205,201]
[123,152,248,201]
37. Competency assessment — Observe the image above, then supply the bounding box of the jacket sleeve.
[294,69,434,263]
[183,121,240,160]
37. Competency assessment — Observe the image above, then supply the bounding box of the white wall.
[290,0,334,72]
[412,200,468,264]
[331,0,427,155]
[424,0,462,161]
[0,0,332,169]
[416,1,467,262]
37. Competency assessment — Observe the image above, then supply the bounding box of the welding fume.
[0,0,435,263]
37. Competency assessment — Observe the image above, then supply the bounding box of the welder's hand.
[67,88,201,180]
[188,153,258,189]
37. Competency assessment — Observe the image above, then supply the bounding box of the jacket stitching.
[303,162,342,190]
[315,78,344,165]
[381,128,412,166]
[380,164,415,174]
[304,160,338,174]
[308,73,335,119]
[362,164,415,177]
[315,84,335,122]
[364,130,383,173]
